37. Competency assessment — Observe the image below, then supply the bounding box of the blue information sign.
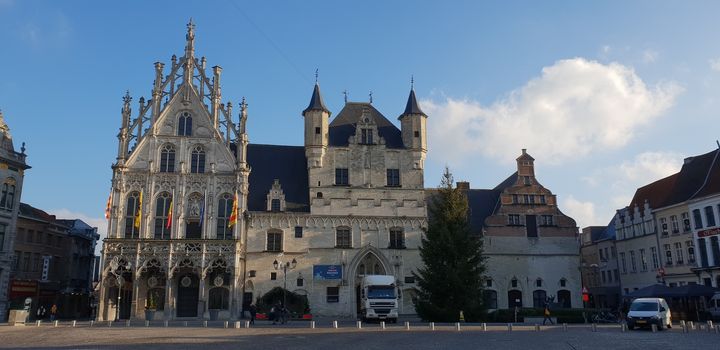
[313,265,342,280]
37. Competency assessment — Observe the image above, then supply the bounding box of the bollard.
[621,323,627,332]
[145,320,149,327]
[126,320,130,327]
[455,322,461,331]
[429,322,435,331]
[405,321,410,330]
[381,321,386,330]
[534,324,540,332]
[482,323,487,331]
[651,324,657,333]
[164,320,169,328]
[90,320,94,327]
[689,321,695,330]
[333,320,338,329]
[310,321,316,329]
[184,321,188,327]
[563,323,568,332]
[54,320,59,327]
[715,325,720,334]
[356,320,362,329]
[591,323,597,332]
[235,321,241,329]
[72,320,77,327]
[708,321,714,332]
[245,321,250,328]
[108,321,112,327]
[224,321,228,329]
[203,320,208,328]
[507,323,513,332]
[36,320,41,327]
[683,322,688,334]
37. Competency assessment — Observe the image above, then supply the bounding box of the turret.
[398,83,427,168]
[516,149,535,177]
[302,83,331,168]
[116,91,132,165]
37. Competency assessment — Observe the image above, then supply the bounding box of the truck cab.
[360,275,399,323]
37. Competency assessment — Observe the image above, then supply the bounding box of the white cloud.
[423,58,683,166]
[562,195,600,228]
[710,58,720,72]
[642,50,659,63]
[617,151,683,183]
[50,208,106,255]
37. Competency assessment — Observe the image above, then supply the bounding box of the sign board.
[698,227,720,238]
[581,286,588,294]
[9,280,38,300]
[41,256,51,282]
[313,265,342,280]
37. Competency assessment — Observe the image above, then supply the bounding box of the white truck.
[360,275,399,323]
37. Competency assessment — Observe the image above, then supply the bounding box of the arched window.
[389,227,405,249]
[124,192,140,238]
[153,192,172,239]
[159,145,175,173]
[0,179,16,210]
[178,111,192,136]
[483,290,498,309]
[266,230,282,252]
[190,145,205,173]
[270,198,281,212]
[209,287,229,310]
[336,227,351,248]
[533,290,547,308]
[557,289,572,308]
[216,193,233,240]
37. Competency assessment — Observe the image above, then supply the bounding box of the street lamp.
[273,258,297,309]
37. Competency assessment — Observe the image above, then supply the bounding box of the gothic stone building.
[0,111,29,321]
[98,23,426,321]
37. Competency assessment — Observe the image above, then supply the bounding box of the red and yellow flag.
[166,198,173,229]
[228,193,238,227]
[104,193,112,220]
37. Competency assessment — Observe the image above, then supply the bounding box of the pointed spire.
[401,86,425,117]
[185,18,196,59]
[303,83,330,116]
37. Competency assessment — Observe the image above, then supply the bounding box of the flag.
[104,193,112,220]
[228,193,238,227]
[199,190,206,228]
[134,190,143,229]
[166,198,173,229]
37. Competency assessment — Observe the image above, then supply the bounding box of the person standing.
[249,304,257,325]
[543,303,554,325]
[36,305,46,320]
[50,304,58,321]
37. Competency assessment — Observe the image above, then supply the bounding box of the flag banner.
[228,193,238,227]
[104,193,112,220]
[166,198,173,229]
[134,190,143,229]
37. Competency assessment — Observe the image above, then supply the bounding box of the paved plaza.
[0,321,718,350]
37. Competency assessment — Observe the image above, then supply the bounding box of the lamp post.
[273,258,297,309]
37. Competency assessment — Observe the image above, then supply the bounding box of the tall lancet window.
[178,111,192,136]
[154,192,172,239]
[159,144,176,173]
[216,193,233,240]
[124,191,140,239]
[191,145,206,173]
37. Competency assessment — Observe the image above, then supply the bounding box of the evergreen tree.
[413,167,487,321]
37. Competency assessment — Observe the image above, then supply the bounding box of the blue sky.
[1,0,719,242]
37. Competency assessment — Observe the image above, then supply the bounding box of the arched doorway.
[349,248,392,317]
[176,274,199,317]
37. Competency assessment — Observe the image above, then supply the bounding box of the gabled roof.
[19,203,57,223]
[328,102,404,148]
[688,148,720,199]
[399,89,425,117]
[302,83,330,115]
[629,173,678,210]
[246,144,309,212]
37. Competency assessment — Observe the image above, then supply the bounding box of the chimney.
[456,181,470,190]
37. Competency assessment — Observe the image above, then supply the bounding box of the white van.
[626,298,671,330]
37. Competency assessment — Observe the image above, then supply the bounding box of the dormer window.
[178,111,192,136]
[266,179,286,212]
[361,128,373,144]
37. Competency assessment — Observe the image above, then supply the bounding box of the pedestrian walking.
[36,305,46,320]
[249,304,257,325]
[50,304,58,321]
[543,303,554,325]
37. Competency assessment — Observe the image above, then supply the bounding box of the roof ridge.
[689,147,720,200]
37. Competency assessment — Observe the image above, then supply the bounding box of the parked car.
[626,298,671,330]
